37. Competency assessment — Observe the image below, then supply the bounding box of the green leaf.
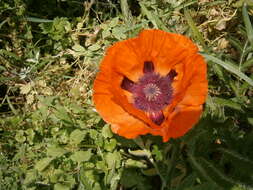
[185,182,222,190]
[35,157,53,172]
[102,124,113,138]
[184,10,207,51]
[72,44,85,52]
[24,170,37,185]
[188,153,218,186]
[120,0,132,23]
[248,117,253,126]
[69,129,86,145]
[242,57,253,71]
[53,105,73,125]
[139,2,169,32]
[219,148,253,167]
[47,146,67,158]
[70,150,92,163]
[202,54,253,86]
[105,152,121,169]
[151,145,163,161]
[128,149,151,157]
[26,16,53,23]
[108,17,119,28]
[242,3,253,48]
[212,97,242,111]
[125,159,147,168]
[15,130,26,143]
[104,139,117,152]
[88,44,101,51]
[79,168,101,190]
[54,183,70,190]
[111,27,126,40]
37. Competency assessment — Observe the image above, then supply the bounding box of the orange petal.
[163,105,203,142]
[175,54,208,107]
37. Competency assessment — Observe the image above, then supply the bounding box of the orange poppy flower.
[93,29,208,142]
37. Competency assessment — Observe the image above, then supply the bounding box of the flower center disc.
[143,83,161,101]
[120,61,177,125]
[132,73,173,112]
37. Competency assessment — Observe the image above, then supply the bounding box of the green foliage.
[1,0,253,190]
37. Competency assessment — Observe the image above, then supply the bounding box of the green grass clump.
[1,0,253,190]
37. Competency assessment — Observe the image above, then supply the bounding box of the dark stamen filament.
[143,61,154,73]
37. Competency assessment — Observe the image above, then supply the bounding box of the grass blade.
[26,17,53,23]
[139,2,170,32]
[184,10,207,51]
[188,153,218,186]
[242,56,253,71]
[242,3,253,48]
[120,0,132,24]
[202,53,253,86]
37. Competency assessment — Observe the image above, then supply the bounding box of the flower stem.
[133,137,167,190]
[166,141,180,189]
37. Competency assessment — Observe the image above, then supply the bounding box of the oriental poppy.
[93,29,208,142]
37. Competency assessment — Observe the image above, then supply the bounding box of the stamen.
[121,77,135,92]
[143,61,154,73]
[167,69,177,80]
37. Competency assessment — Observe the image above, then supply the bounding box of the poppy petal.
[93,71,152,138]
[163,105,203,141]
[176,54,208,106]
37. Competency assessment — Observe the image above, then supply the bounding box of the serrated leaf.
[54,183,70,190]
[70,150,92,163]
[88,44,100,51]
[102,29,111,39]
[212,97,242,111]
[24,170,37,185]
[109,17,119,28]
[79,168,101,190]
[35,157,53,172]
[102,124,113,138]
[72,44,85,52]
[47,146,67,158]
[105,152,121,169]
[104,139,117,152]
[20,83,32,94]
[15,130,26,143]
[69,129,86,145]
[111,27,126,40]
[53,105,73,125]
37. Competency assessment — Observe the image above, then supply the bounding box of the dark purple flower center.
[121,61,177,125]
